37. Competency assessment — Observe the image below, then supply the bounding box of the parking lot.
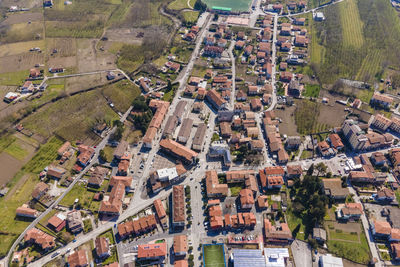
[152,152,177,170]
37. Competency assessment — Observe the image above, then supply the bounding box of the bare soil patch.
[0,52,44,73]
[318,102,347,128]
[76,39,116,72]
[275,106,299,136]
[1,12,43,25]
[0,152,24,188]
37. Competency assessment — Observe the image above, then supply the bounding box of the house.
[293,17,305,25]
[206,89,227,110]
[20,81,34,94]
[173,235,188,257]
[328,134,344,150]
[95,236,110,259]
[99,182,126,216]
[113,140,128,160]
[286,165,302,179]
[392,243,400,260]
[88,166,108,188]
[250,139,264,151]
[244,45,253,56]
[322,178,349,201]
[294,35,307,47]
[370,152,387,166]
[267,176,284,189]
[206,170,228,198]
[153,199,168,228]
[220,122,232,138]
[280,71,292,82]
[239,189,255,209]
[285,136,301,150]
[47,165,66,179]
[165,61,181,72]
[24,228,55,251]
[259,166,285,191]
[257,195,269,210]
[264,219,293,244]
[280,42,291,52]
[318,141,336,158]
[31,182,49,200]
[47,213,66,232]
[16,205,39,219]
[177,118,193,144]
[370,92,393,108]
[277,149,289,164]
[288,79,302,98]
[250,98,262,111]
[192,123,207,151]
[77,145,95,167]
[337,203,363,221]
[376,188,395,202]
[372,220,391,239]
[159,139,198,165]
[137,242,167,261]
[203,46,224,57]
[174,259,189,267]
[313,228,327,244]
[67,210,84,233]
[390,228,400,242]
[172,185,185,228]
[68,250,88,267]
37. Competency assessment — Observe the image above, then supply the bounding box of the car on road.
[52,252,60,258]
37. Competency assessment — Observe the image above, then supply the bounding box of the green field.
[203,244,225,267]
[101,80,141,112]
[0,137,62,257]
[302,84,321,98]
[310,0,400,84]
[328,230,371,264]
[22,90,118,143]
[294,100,328,135]
[59,182,102,211]
[182,11,199,24]
[339,0,364,48]
[168,0,196,10]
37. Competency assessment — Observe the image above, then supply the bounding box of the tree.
[99,149,107,162]
[315,162,327,176]
[307,164,315,176]
[194,0,207,12]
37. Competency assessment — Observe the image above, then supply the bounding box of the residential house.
[206,170,228,198]
[313,228,327,244]
[88,166,108,188]
[322,178,349,201]
[47,165,66,179]
[95,237,110,259]
[159,139,198,165]
[172,185,185,228]
[370,92,393,108]
[206,89,227,110]
[264,219,293,244]
[337,203,363,221]
[16,205,39,219]
[328,134,344,150]
[376,188,395,202]
[67,210,84,233]
[372,220,392,239]
[24,228,55,251]
[173,235,188,257]
[286,165,302,179]
[31,182,49,200]
[285,136,301,150]
[47,213,66,232]
[239,189,255,209]
[137,242,167,261]
[68,250,88,267]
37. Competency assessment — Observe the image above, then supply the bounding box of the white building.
[319,254,343,267]
[264,248,289,267]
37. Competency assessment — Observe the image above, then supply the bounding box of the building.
[95,236,110,258]
[68,250,88,267]
[143,100,170,148]
[16,205,39,218]
[371,92,393,108]
[286,165,302,179]
[47,213,66,232]
[47,165,66,179]
[259,167,285,191]
[371,220,392,239]
[239,189,255,209]
[264,248,289,267]
[342,120,368,151]
[113,140,128,160]
[172,185,185,228]
[392,243,400,261]
[376,188,395,202]
[232,249,267,267]
[153,199,168,228]
[313,228,327,244]
[328,134,344,150]
[77,145,95,167]
[264,219,293,244]
[99,182,125,216]
[160,139,198,164]
[206,89,227,110]
[174,235,188,257]
[285,136,301,150]
[337,203,363,221]
[177,118,193,144]
[208,141,232,167]
[319,254,343,267]
[206,170,229,198]
[31,182,49,200]
[88,166,108,188]
[24,228,55,251]
[322,178,349,201]
[371,114,392,132]
[137,242,167,261]
[192,123,207,151]
[67,210,84,233]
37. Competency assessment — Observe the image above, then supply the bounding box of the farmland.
[0,137,62,257]
[310,0,400,85]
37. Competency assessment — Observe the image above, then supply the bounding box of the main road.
[266,13,278,111]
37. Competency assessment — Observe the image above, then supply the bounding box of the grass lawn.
[3,140,29,161]
[182,11,199,24]
[0,70,29,86]
[329,229,359,242]
[327,230,371,264]
[286,209,306,240]
[380,251,391,261]
[229,186,242,197]
[102,146,114,162]
[101,80,141,112]
[0,137,62,257]
[59,182,101,211]
[302,84,321,98]
[203,244,225,267]
[168,0,194,10]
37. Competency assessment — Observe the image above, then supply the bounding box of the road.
[267,14,278,111]
[228,40,236,110]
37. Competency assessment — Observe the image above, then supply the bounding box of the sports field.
[203,244,226,267]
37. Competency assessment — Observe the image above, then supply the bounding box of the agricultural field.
[21,89,119,144]
[101,80,141,112]
[0,137,62,257]
[310,0,400,85]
